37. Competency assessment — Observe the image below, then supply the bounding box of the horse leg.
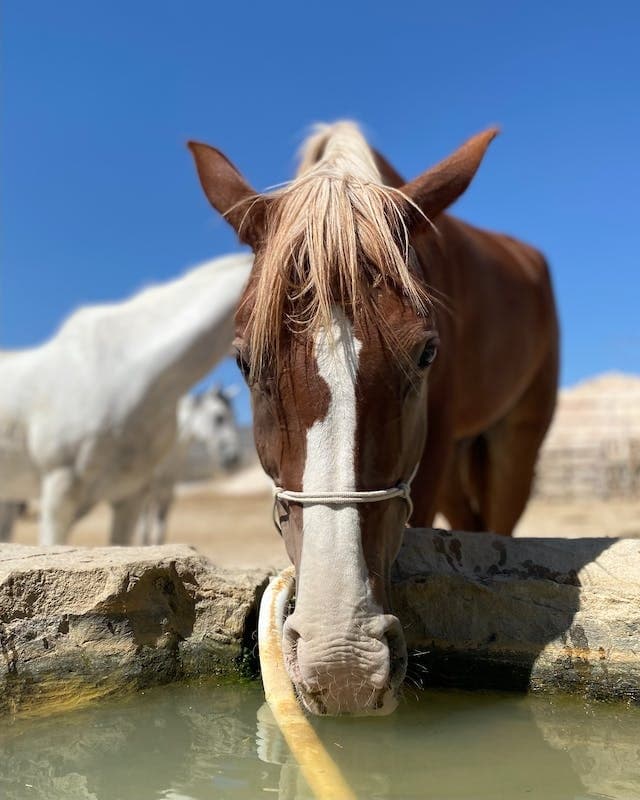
[148,485,175,546]
[0,502,20,542]
[110,489,148,546]
[436,439,487,531]
[40,469,82,546]
[131,493,153,546]
[475,351,558,536]
[130,478,175,545]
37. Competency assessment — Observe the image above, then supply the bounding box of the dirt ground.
[11,466,640,568]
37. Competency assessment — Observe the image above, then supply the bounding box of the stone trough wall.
[1,531,638,717]
[0,545,270,717]
[393,530,639,701]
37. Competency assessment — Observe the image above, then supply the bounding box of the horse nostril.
[368,629,402,690]
[282,618,311,690]
[369,658,390,690]
[282,616,300,645]
[282,617,301,659]
[381,616,408,690]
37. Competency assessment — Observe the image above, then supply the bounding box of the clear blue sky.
[2,1,639,423]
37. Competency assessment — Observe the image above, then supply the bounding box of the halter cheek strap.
[272,462,419,534]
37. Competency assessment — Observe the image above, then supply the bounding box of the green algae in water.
[1,680,639,800]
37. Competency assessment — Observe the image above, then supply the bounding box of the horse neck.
[117,256,250,405]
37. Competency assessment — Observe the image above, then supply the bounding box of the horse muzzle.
[282,612,407,716]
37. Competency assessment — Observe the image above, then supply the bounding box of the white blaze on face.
[296,308,382,629]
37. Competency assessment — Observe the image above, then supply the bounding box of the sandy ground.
[11,464,640,568]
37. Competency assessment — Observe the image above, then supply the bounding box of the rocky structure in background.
[534,372,640,499]
[1,531,639,717]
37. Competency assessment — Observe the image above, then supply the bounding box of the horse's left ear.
[188,141,269,249]
[400,128,499,227]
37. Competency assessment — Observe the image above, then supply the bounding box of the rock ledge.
[1,531,638,717]
[0,543,269,716]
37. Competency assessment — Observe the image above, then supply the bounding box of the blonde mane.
[243,121,431,378]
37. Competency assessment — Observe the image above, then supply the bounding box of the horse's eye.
[235,354,250,379]
[418,338,439,369]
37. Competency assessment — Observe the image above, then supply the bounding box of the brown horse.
[189,122,559,715]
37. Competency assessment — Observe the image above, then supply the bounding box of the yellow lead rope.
[258,566,358,800]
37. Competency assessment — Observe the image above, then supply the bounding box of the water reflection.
[1,681,638,800]
[531,696,640,800]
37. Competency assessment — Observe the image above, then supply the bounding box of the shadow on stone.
[393,529,638,701]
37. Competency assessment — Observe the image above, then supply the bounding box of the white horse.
[134,385,242,545]
[0,253,252,545]
[0,501,24,542]
[0,386,243,545]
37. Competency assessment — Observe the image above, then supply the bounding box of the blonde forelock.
[244,122,432,380]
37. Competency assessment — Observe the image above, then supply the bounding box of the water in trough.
[1,680,639,799]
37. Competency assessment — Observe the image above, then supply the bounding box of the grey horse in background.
[0,253,252,545]
[134,385,242,546]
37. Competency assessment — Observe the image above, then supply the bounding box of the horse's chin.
[295,685,399,717]
[372,688,400,716]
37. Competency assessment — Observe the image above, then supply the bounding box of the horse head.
[189,122,496,714]
[180,386,242,472]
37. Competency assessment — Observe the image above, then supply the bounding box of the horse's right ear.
[400,128,499,227]
[187,141,268,249]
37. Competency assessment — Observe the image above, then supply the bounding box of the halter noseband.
[272,463,419,534]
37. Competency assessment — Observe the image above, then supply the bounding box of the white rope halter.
[272,462,419,534]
